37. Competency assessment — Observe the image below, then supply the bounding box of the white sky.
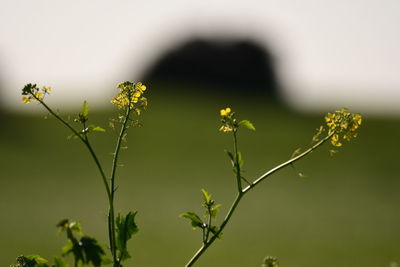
[1,0,400,115]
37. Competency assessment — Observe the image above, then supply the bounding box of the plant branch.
[185,132,334,266]
[185,192,243,267]
[37,99,112,201]
[37,99,117,263]
[109,106,131,266]
[243,132,333,193]
[233,130,242,192]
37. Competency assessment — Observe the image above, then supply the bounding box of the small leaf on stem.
[116,211,139,261]
[82,101,89,119]
[201,189,212,205]
[180,212,204,229]
[238,120,256,131]
[224,149,235,166]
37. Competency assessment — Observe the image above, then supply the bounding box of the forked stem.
[185,133,334,266]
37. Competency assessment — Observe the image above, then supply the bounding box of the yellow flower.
[34,92,43,101]
[22,97,31,104]
[220,107,231,117]
[331,134,342,147]
[324,109,362,148]
[111,81,148,111]
[41,86,52,94]
[353,114,362,126]
[135,82,146,92]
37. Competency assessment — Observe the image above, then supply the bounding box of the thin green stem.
[36,98,117,262]
[37,99,112,201]
[185,192,243,267]
[202,227,206,244]
[204,206,212,243]
[109,107,131,266]
[242,132,333,193]
[233,130,242,192]
[185,132,334,266]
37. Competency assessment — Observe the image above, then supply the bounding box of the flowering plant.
[12,82,362,267]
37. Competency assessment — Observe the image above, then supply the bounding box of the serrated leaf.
[201,189,212,205]
[80,236,106,267]
[238,120,255,131]
[116,211,139,262]
[180,212,204,229]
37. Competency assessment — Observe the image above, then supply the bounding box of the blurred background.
[1,0,399,266]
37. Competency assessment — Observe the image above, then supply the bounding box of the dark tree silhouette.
[140,38,281,97]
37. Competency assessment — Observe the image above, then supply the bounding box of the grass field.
[1,84,399,266]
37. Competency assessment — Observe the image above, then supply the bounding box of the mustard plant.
[15,82,148,267]
[181,107,362,266]
[14,83,362,267]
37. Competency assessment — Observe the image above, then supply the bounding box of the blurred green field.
[1,84,399,266]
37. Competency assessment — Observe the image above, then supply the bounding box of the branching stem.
[185,132,334,266]
[36,98,123,266]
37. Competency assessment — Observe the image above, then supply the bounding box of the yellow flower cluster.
[219,107,234,132]
[111,81,148,114]
[21,84,51,104]
[325,108,362,147]
[220,107,231,117]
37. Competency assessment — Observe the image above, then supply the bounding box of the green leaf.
[201,189,212,205]
[69,221,83,234]
[89,125,106,132]
[81,100,89,120]
[210,204,222,219]
[80,236,106,267]
[116,211,139,261]
[237,151,244,168]
[26,255,48,265]
[224,150,235,166]
[180,212,204,229]
[238,120,255,131]
[53,256,69,267]
[62,239,85,264]
[13,255,49,267]
[61,240,74,256]
[57,219,82,235]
